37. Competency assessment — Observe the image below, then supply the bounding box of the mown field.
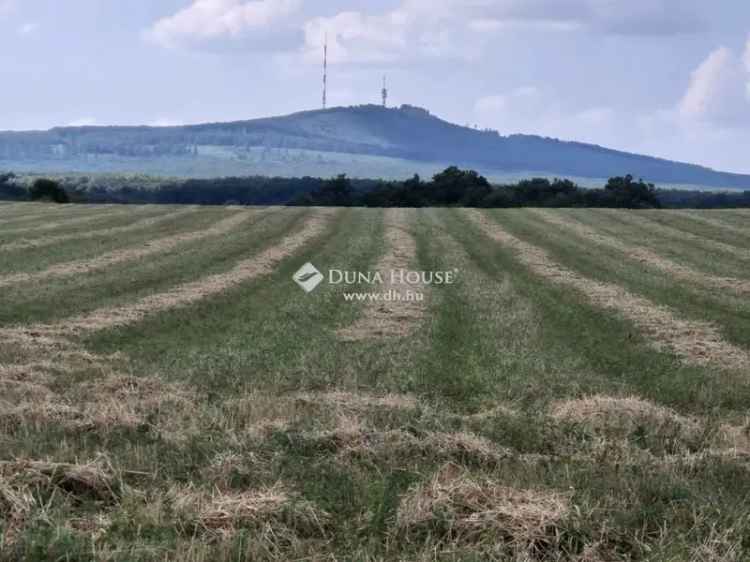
[1,203,749,561]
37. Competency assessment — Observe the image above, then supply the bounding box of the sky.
[1,0,750,173]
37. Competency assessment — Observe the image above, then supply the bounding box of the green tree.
[321,174,354,206]
[431,167,491,206]
[604,175,660,208]
[30,179,69,203]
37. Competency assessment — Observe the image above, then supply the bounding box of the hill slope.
[2,104,749,189]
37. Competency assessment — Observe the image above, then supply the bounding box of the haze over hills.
[2,104,749,190]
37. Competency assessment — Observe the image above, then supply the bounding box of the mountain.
[2,104,749,189]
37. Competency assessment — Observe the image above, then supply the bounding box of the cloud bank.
[147,0,302,49]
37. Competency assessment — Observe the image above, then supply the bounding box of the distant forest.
[1,168,749,209]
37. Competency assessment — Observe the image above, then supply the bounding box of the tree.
[0,173,27,201]
[431,166,491,206]
[604,175,660,208]
[30,179,69,203]
[298,174,354,206]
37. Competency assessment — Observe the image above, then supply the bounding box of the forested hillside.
[2,105,750,189]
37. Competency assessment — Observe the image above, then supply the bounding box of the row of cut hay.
[0,209,262,289]
[4,378,749,556]
[0,206,199,252]
[0,455,123,504]
[671,210,750,238]
[337,208,427,341]
[0,204,139,231]
[0,348,203,441]
[6,209,335,337]
[0,206,134,237]
[396,462,570,557]
[529,209,750,295]
[600,210,750,261]
[465,210,750,372]
[0,206,88,228]
[169,483,330,542]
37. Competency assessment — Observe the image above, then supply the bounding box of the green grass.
[1,205,750,561]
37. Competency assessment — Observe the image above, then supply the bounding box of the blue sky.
[2,0,750,172]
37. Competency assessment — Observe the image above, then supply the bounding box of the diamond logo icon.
[293,262,325,293]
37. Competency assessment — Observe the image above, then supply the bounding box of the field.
[1,203,749,561]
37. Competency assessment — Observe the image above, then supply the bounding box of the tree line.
[1,168,749,208]
[293,168,666,208]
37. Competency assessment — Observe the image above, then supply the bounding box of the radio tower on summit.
[322,34,328,110]
[382,75,388,108]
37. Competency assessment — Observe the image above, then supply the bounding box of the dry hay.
[0,327,76,352]
[0,363,54,402]
[0,209,259,289]
[601,210,750,261]
[19,208,335,336]
[0,212,54,229]
[529,209,750,295]
[0,455,122,504]
[549,396,702,456]
[550,395,700,436]
[216,391,420,443]
[306,415,509,467]
[466,210,750,371]
[338,208,427,341]
[0,475,35,546]
[0,207,131,237]
[714,422,750,456]
[687,527,744,562]
[202,452,264,491]
[0,206,197,252]
[0,400,94,433]
[169,483,329,542]
[396,463,570,554]
[78,375,199,440]
[293,390,420,412]
[0,374,199,440]
[220,395,296,439]
[66,513,112,541]
[673,210,750,238]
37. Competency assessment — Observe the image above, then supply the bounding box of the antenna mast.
[322,34,328,110]
[381,75,388,108]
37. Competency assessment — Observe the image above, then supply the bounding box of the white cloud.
[469,0,704,34]
[147,0,302,48]
[303,11,410,64]
[302,0,489,64]
[302,0,704,65]
[678,45,750,126]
